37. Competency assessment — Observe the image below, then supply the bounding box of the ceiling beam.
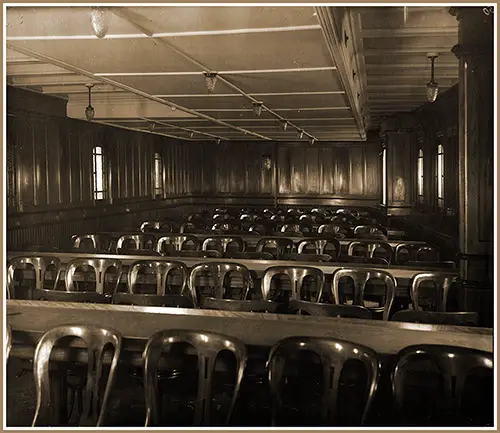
[7,42,272,141]
[363,27,457,38]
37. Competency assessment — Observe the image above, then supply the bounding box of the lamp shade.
[90,7,110,39]
[426,81,439,103]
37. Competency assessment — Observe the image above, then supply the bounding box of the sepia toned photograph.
[4,4,495,428]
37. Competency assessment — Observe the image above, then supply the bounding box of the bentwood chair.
[297,238,341,259]
[7,256,62,299]
[255,237,295,259]
[140,221,172,233]
[394,243,440,265]
[392,344,493,426]
[156,235,201,255]
[347,241,394,264]
[409,272,458,312]
[72,234,113,253]
[113,260,193,308]
[143,330,247,426]
[32,325,122,427]
[65,258,123,296]
[267,337,379,426]
[116,234,156,253]
[261,266,325,303]
[201,236,245,254]
[188,262,253,307]
[353,225,388,238]
[331,269,397,320]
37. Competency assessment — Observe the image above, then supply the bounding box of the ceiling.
[5,5,459,142]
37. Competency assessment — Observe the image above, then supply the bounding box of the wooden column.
[450,7,494,325]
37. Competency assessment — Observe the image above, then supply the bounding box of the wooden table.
[7,300,493,366]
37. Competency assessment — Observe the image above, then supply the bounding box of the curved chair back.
[211,222,240,233]
[188,262,252,306]
[395,243,440,264]
[409,272,457,312]
[262,266,325,302]
[180,222,206,233]
[140,221,172,233]
[143,329,247,426]
[267,336,379,426]
[6,325,12,361]
[157,235,200,254]
[347,241,393,264]
[32,325,122,427]
[65,258,122,295]
[297,238,341,258]
[280,223,302,234]
[72,234,113,252]
[392,344,493,426]
[288,300,372,319]
[256,237,295,259]
[317,223,340,234]
[116,234,156,252]
[127,260,189,296]
[353,225,388,237]
[332,268,396,320]
[201,236,244,253]
[7,256,61,299]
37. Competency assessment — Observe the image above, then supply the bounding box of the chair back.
[7,256,61,299]
[392,344,493,426]
[127,260,189,296]
[256,237,294,259]
[395,243,440,264]
[157,235,200,254]
[32,325,122,426]
[288,300,372,319]
[297,238,341,258]
[347,241,393,264]
[6,325,12,361]
[202,236,245,253]
[188,262,252,306]
[262,266,325,302]
[116,234,156,251]
[140,221,171,233]
[143,329,247,426]
[317,223,340,234]
[409,272,457,312]
[267,336,379,426]
[331,268,396,320]
[180,222,206,233]
[211,222,240,233]
[280,223,302,234]
[65,258,122,295]
[72,234,113,252]
[353,225,388,237]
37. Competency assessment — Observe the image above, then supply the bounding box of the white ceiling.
[6,5,459,142]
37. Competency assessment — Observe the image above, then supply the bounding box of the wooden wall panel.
[349,146,364,196]
[305,147,319,194]
[319,147,333,194]
[387,132,413,206]
[334,146,350,195]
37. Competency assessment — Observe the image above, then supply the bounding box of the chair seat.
[200,297,282,313]
[113,293,194,308]
[32,289,111,304]
[288,300,373,319]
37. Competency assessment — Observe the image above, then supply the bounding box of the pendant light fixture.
[426,53,439,103]
[252,102,263,117]
[204,72,218,94]
[85,84,95,121]
[90,7,110,39]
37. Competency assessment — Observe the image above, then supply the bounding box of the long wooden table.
[7,300,493,366]
[7,250,458,294]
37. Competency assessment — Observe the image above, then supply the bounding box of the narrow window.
[92,145,106,201]
[382,148,387,206]
[417,149,424,204]
[154,152,163,196]
[437,144,444,208]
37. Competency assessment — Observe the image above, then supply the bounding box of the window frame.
[417,149,424,204]
[92,145,107,201]
[153,151,164,197]
[436,144,445,209]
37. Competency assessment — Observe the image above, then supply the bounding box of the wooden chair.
[201,236,245,253]
[65,258,123,296]
[392,344,493,426]
[188,262,253,307]
[156,235,201,254]
[262,266,325,303]
[297,238,341,259]
[116,234,156,252]
[267,336,379,426]
[409,272,458,312]
[353,225,388,238]
[7,256,61,299]
[72,234,113,253]
[347,241,394,264]
[331,268,396,321]
[143,330,247,426]
[255,237,295,259]
[113,260,193,308]
[32,325,122,426]
[395,243,440,264]
[140,221,172,233]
